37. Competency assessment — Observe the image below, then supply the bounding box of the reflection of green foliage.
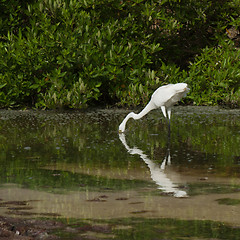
[0,111,150,192]
[0,108,240,193]
[0,168,152,193]
[124,107,240,174]
[55,217,240,240]
[187,183,240,196]
[171,108,240,169]
[216,198,240,206]
[111,218,240,240]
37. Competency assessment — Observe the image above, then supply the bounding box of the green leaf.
[0,83,7,89]
[30,84,40,89]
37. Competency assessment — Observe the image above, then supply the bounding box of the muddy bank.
[1,213,240,240]
[0,215,115,240]
[0,215,63,240]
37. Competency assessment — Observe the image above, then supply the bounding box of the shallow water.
[0,106,240,239]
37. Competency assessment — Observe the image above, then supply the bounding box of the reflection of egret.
[119,83,189,133]
[119,133,187,198]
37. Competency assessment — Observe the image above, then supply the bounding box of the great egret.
[119,83,189,133]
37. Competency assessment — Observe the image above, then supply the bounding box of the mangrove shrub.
[0,0,239,108]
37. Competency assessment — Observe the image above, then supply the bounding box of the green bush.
[0,0,165,108]
[186,41,240,106]
[0,0,239,108]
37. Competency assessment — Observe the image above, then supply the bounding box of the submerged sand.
[0,184,240,227]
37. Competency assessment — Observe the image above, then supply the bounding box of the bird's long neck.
[133,101,155,120]
[119,101,155,132]
[119,113,133,132]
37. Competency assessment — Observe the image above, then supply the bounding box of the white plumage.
[119,83,190,133]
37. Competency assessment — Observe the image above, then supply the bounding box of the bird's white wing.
[151,84,188,108]
[151,85,176,107]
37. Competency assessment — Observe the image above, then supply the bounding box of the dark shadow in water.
[118,133,187,198]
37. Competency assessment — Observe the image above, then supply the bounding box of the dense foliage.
[0,0,239,108]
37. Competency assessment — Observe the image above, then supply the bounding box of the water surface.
[0,106,240,239]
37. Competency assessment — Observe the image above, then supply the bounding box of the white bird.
[119,83,189,133]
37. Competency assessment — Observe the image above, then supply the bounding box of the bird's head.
[119,123,125,133]
[174,83,190,93]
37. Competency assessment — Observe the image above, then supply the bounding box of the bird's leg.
[161,106,167,118]
[167,108,171,120]
[168,122,171,139]
[167,108,171,139]
[161,106,171,136]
